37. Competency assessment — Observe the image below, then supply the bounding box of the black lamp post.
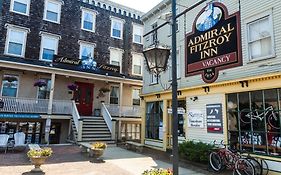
[143,0,179,174]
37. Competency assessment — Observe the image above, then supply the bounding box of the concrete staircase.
[72,116,115,144]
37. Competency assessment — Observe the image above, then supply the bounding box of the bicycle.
[240,106,280,130]
[209,140,255,175]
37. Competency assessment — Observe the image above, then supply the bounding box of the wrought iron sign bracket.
[203,86,210,93]
[156,94,161,98]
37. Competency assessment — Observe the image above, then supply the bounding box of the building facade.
[141,0,281,174]
[0,0,144,145]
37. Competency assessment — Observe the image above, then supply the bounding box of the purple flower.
[67,83,78,91]
[34,80,47,87]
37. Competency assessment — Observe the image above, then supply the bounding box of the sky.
[110,0,163,13]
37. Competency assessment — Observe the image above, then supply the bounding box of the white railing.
[104,104,141,117]
[52,100,72,115]
[71,101,82,141]
[0,97,49,113]
[101,103,113,133]
[0,96,73,115]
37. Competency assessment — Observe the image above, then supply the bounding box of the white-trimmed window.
[110,86,119,104]
[133,24,143,44]
[111,17,124,39]
[37,79,51,99]
[150,73,158,84]
[168,49,181,80]
[1,74,19,97]
[79,41,95,60]
[10,0,30,15]
[110,48,123,66]
[40,33,59,61]
[5,26,28,57]
[132,53,143,76]
[132,89,140,106]
[247,11,274,60]
[81,8,97,32]
[44,0,62,23]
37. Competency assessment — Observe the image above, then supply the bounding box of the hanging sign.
[167,107,186,115]
[206,103,223,133]
[187,109,204,128]
[185,2,242,83]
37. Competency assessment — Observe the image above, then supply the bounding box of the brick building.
[0,0,144,145]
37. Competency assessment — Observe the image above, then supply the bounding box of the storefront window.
[227,88,281,156]
[145,101,163,140]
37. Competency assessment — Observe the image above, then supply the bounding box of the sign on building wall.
[185,2,242,83]
[206,103,223,133]
[187,109,204,128]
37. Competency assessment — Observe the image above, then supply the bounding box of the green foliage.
[27,148,53,158]
[142,168,173,175]
[91,142,107,149]
[179,141,214,163]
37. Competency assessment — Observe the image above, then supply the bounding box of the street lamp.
[143,0,179,174]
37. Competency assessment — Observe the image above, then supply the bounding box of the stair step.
[82,125,108,128]
[83,123,107,126]
[82,131,111,134]
[82,134,111,137]
[82,120,106,123]
[81,137,113,141]
[82,128,109,131]
[81,116,104,120]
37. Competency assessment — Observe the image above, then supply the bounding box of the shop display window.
[227,88,281,156]
[145,101,163,140]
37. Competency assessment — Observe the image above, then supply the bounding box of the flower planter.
[30,156,48,172]
[89,148,104,159]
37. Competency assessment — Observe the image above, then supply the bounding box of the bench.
[125,141,144,153]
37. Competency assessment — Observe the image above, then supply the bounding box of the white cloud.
[110,0,163,13]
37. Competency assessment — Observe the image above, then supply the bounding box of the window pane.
[113,21,121,30]
[111,60,119,66]
[134,65,141,74]
[110,87,119,104]
[43,37,57,50]
[84,12,93,22]
[113,29,121,38]
[47,1,58,12]
[250,38,272,59]
[10,30,24,43]
[81,45,94,59]
[249,16,270,41]
[47,11,58,21]
[43,48,55,60]
[37,79,51,99]
[13,1,27,14]
[83,21,93,30]
[134,34,141,43]
[8,42,22,55]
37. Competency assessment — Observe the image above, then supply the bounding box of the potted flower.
[27,147,53,172]
[3,75,17,82]
[142,168,173,175]
[89,142,107,161]
[34,80,47,87]
[97,87,110,98]
[67,83,78,94]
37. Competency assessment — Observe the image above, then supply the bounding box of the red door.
[74,82,94,116]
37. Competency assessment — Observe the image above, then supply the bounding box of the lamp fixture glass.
[143,46,171,75]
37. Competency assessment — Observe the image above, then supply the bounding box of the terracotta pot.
[30,156,48,172]
[89,148,104,159]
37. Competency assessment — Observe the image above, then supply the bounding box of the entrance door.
[74,82,94,116]
[49,122,61,144]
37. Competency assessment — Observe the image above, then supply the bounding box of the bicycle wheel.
[240,109,251,124]
[209,152,224,172]
[268,113,280,130]
[246,157,261,175]
[235,158,255,175]
[259,159,269,175]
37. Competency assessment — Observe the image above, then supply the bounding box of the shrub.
[179,141,214,163]
[27,148,53,158]
[142,168,173,175]
[91,142,107,149]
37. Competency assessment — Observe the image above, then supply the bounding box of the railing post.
[48,73,56,114]
[111,120,116,141]
[78,120,83,142]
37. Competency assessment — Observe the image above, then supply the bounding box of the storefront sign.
[53,55,81,65]
[53,55,120,73]
[0,113,40,119]
[168,107,186,114]
[206,103,223,133]
[185,2,242,83]
[187,109,204,128]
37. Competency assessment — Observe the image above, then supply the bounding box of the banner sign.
[185,2,242,83]
[187,109,204,128]
[206,103,223,133]
[53,55,120,73]
[0,113,40,119]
